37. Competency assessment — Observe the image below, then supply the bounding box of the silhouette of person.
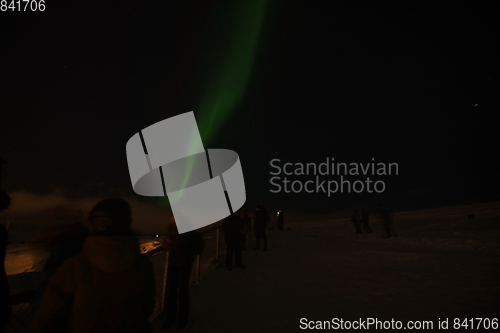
[351,209,363,234]
[361,208,372,233]
[379,205,398,238]
[277,210,284,231]
[32,198,156,333]
[0,157,12,332]
[239,207,250,250]
[254,204,269,251]
[162,216,204,330]
[223,209,246,270]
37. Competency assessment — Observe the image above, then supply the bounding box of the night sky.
[1,1,498,216]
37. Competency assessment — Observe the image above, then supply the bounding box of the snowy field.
[152,201,500,332]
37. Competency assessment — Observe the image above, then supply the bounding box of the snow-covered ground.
[151,201,500,332]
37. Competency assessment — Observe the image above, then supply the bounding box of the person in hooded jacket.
[32,198,156,333]
[162,216,203,330]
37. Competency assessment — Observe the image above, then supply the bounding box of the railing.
[4,218,256,333]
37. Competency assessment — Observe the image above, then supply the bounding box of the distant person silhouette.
[33,198,156,333]
[361,208,372,233]
[162,216,203,330]
[0,157,12,332]
[239,207,250,250]
[254,204,269,251]
[379,205,398,238]
[223,209,246,270]
[277,210,284,231]
[351,209,363,234]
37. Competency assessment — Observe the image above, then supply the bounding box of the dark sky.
[1,1,498,214]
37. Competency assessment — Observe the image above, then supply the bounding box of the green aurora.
[159,1,267,208]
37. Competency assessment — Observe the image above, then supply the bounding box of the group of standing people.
[164,203,277,328]
[223,204,271,271]
[350,206,398,238]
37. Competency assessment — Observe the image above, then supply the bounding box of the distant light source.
[155,234,159,238]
